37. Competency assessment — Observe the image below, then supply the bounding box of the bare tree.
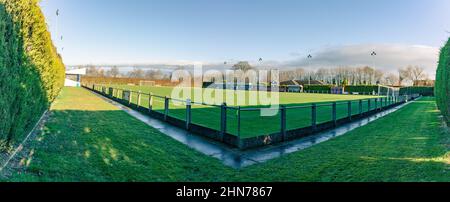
[410,66,426,82]
[398,67,411,85]
[128,67,145,78]
[383,73,399,86]
[107,66,120,78]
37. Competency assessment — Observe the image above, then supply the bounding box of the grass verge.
[1,87,448,182]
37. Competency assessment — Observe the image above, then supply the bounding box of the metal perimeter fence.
[84,84,420,150]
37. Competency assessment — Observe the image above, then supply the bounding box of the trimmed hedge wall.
[0,0,65,148]
[345,85,389,95]
[304,85,332,92]
[400,86,434,96]
[436,38,449,126]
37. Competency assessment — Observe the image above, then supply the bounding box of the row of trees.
[86,66,170,80]
[84,61,429,87]
[280,65,428,86]
[229,61,429,86]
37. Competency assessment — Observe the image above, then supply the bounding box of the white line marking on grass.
[0,110,48,173]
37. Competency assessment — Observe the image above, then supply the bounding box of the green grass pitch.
[104,85,383,138]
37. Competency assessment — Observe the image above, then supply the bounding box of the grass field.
[1,87,448,182]
[102,85,383,138]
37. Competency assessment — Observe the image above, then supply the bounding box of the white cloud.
[283,44,440,77]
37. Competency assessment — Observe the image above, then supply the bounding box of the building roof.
[66,68,87,75]
[294,80,325,85]
[413,80,435,87]
[280,80,325,86]
[280,80,300,86]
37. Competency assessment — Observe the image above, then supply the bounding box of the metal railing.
[86,84,420,149]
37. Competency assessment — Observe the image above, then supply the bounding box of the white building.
[65,68,87,87]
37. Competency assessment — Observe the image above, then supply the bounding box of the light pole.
[258,58,263,91]
[371,51,377,85]
[307,54,312,85]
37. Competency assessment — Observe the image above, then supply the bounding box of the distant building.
[413,80,435,87]
[293,80,325,86]
[280,80,325,86]
[285,85,302,93]
[279,80,325,92]
[279,80,303,92]
[65,68,86,87]
[280,80,300,86]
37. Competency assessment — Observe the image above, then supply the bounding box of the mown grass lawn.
[1,87,448,182]
[103,85,384,137]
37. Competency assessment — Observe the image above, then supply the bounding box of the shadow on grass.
[9,109,233,182]
[6,97,449,182]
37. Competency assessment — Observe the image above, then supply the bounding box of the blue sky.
[40,0,450,74]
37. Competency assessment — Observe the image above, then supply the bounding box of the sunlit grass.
[106,85,384,137]
[2,88,448,182]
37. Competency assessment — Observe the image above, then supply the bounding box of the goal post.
[377,85,399,97]
[139,80,156,86]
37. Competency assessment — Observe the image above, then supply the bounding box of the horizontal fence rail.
[85,84,420,150]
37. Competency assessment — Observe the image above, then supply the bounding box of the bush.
[400,86,434,96]
[0,0,65,147]
[436,38,449,126]
[304,85,332,92]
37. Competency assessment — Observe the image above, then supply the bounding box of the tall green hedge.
[400,86,434,96]
[304,85,333,92]
[345,85,389,95]
[436,38,449,126]
[0,0,65,148]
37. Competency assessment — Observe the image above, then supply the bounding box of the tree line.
[83,61,430,87]
[280,65,429,86]
[85,66,170,80]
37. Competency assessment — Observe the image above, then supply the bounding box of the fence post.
[149,93,153,111]
[164,96,169,121]
[380,97,383,108]
[129,91,133,105]
[186,99,191,130]
[332,102,337,126]
[280,106,286,141]
[137,91,142,108]
[368,99,371,112]
[375,98,378,111]
[348,101,352,120]
[312,103,317,130]
[237,106,241,140]
[359,100,363,115]
[220,103,227,140]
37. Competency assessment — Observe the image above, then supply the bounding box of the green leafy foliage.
[0,0,65,147]
[435,38,449,125]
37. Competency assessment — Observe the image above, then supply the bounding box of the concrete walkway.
[91,90,413,169]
